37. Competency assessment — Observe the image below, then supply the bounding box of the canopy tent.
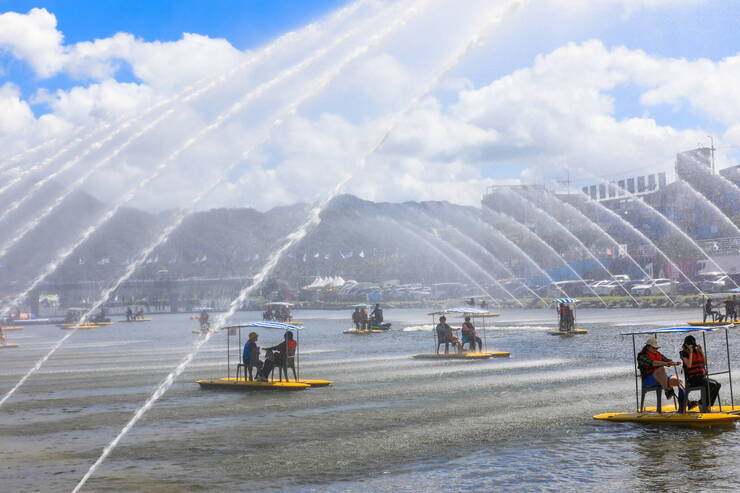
[223,321,302,332]
[553,298,580,304]
[621,324,735,336]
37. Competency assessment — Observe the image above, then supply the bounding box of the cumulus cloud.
[0,8,65,77]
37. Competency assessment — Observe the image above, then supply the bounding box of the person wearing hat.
[242,331,262,381]
[637,337,686,411]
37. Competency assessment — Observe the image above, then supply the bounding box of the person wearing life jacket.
[461,316,482,352]
[680,335,721,410]
[637,337,686,412]
[352,307,361,331]
[258,331,297,382]
[242,332,262,381]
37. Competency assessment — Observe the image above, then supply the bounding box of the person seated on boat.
[703,298,722,322]
[724,296,737,322]
[242,332,262,380]
[436,316,460,354]
[680,335,721,409]
[126,306,133,321]
[352,307,361,331]
[199,310,209,332]
[467,297,475,306]
[257,331,297,382]
[479,299,488,309]
[360,306,370,331]
[638,337,686,412]
[370,304,383,324]
[137,308,145,320]
[461,316,482,352]
[557,303,573,331]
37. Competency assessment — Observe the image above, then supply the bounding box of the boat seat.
[269,350,297,382]
[640,383,663,413]
[684,384,711,413]
[436,340,461,355]
[236,359,261,381]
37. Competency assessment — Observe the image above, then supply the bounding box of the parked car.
[631,278,676,296]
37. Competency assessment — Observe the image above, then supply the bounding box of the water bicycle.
[412,307,510,359]
[262,301,296,323]
[0,328,19,348]
[196,321,332,391]
[593,325,740,427]
[343,303,391,334]
[547,298,589,336]
[687,293,739,326]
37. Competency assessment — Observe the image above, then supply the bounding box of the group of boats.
[192,299,740,430]
[0,308,153,348]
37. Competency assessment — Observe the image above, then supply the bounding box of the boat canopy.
[223,321,302,331]
[705,292,740,297]
[620,324,735,336]
[553,298,580,304]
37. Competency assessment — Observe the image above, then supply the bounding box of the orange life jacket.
[686,350,706,380]
[287,340,297,351]
[641,350,664,376]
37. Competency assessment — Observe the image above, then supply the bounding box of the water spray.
[71,2,527,489]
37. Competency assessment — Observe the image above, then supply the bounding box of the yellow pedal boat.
[57,323,100,329]
[412,352,506,360]
[686,320,739,327]
[0,343,20,349]
[342,329,383,334]
[0,326,23,331]
[196,378,309,391]
[593,411,740,427]
[547,329,589,336]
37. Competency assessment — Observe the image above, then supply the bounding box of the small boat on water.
[196,321,332,391]
[547,298,589,336]
[343,328,383,334]
[594,325,740,427]
[58,323,100,329]
[412,307,509,360]
[0,343,20,349]
[0,326,23,331]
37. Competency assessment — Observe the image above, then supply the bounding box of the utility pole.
[708,135,716,173]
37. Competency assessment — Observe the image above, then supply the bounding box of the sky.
[1,0,740,212]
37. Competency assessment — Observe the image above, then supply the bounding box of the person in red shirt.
[637,337,686,411]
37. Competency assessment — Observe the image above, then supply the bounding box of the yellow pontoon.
[0,343,20,349]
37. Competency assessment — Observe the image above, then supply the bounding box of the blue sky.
[0,0,349,102]
[1,0,740,210]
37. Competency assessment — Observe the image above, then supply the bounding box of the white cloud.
[0,8,65,77]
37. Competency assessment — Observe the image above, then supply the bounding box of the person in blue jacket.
[242,332,262,380]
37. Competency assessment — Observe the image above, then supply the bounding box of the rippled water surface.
[2,308,740,491]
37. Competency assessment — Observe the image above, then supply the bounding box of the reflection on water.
[2,308,740,491]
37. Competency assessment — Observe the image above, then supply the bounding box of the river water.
[2,308,740,491]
